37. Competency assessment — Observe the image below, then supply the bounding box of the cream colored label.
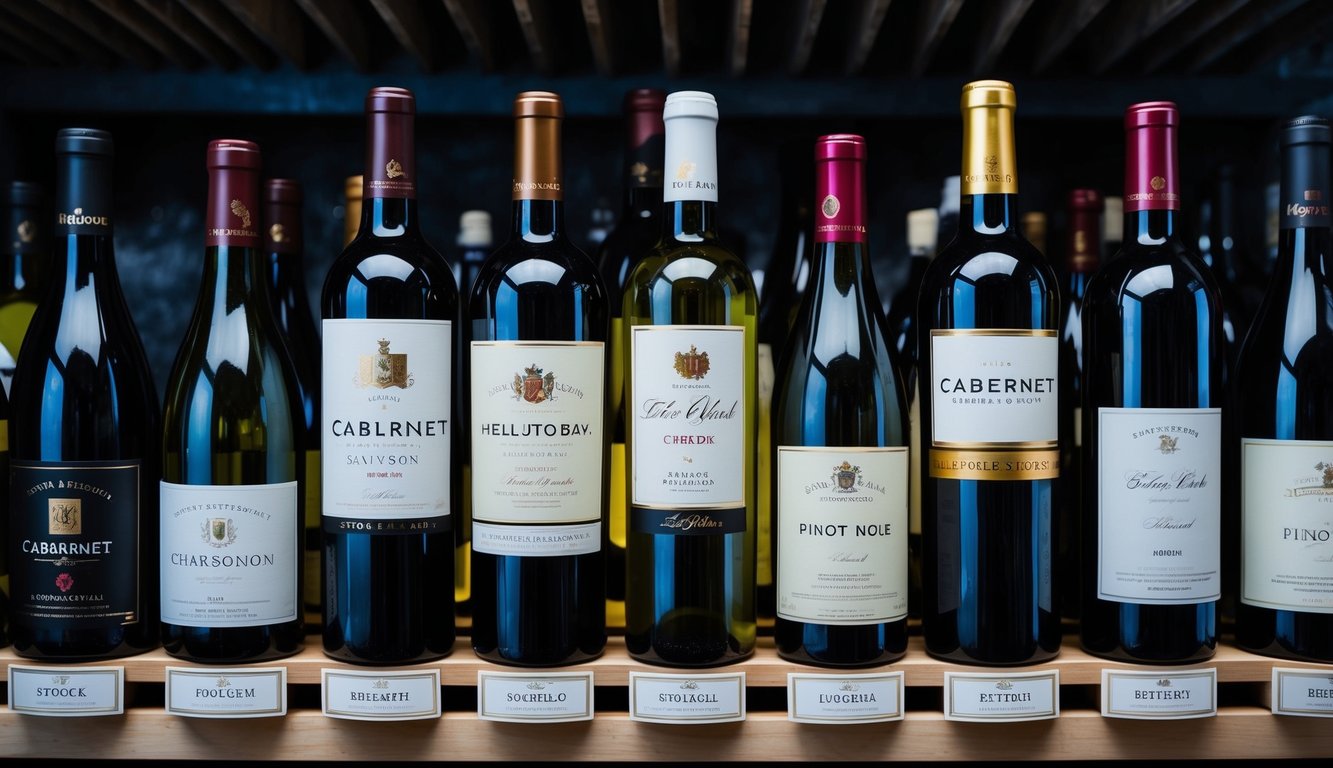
[477,670,594,723]
[1241,438,1333,613]
[628,672,745,724]
[929,330,1058,446]
[1101,668,1217,719]
[165,667,287,719]
[470,341,604,528]
[8,665,124,716]
[777,446,908,625]
[757,342,775,587]
[787,672,904,724]
[1272,668,1333,717]
[943,670,1059,722]
[321,669,441,721]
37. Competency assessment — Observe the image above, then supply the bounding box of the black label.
[1282,142,1331,229]
[631,505,746,535]
[10,460,141,628]
[55,154,114,237]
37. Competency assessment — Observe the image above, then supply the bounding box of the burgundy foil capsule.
[264,179,302,254]
[1067,188,1103,273]
[364,86,416,200]
[624,88,667,188]
[206,139,261,249]
[1123,101,1180,212]
[813,134,867,244]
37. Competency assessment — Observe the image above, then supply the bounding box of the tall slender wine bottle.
[454,208,491,616]
[623,91,757,666]
[342,175,362,248]
[1235,116,1333,662]
[596,88,666,630]
[919,81,1061,665]
[1081,102,1220,663]
[1103,196,1124,261]
[321,87,457,663]
[0,181,45,393]
[160,141,304,662]
[263,179,322,616]
[9,129,160,660]
[469,92,608,665]
[774,134,908,666]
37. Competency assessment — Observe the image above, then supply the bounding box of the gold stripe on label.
[930,448,1059,481]
[930,328,1057,338]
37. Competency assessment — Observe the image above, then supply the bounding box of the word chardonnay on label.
[774,135,909,666]
[469,91,608,666]
[321,87,457,664]
[9,129,160,660]
[623,91,757,667]
[160,140,304,663]
[1235,116,1333,663]
[918,81,1061,666]
[1081,102,1221,663]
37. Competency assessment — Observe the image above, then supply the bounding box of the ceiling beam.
[178,0,276,70]
[727,0,752,76]
[441,0,493,71]
[658,0,680,77]
[293,0,370,71]
[0,12,68,66]
[1089,0,1199,74]
[844,0,890,75]
[221,0,308,69]
[909,0,963,77]
[35,0,160,68]
[512,0,557,75]
[1032,0,1112,73]
[7,0,118,67]
[369,0,435,72]
[788,0,827,75]
[1137,0,1248,74]
[580,0,615,76]
[1187,0,1312,73]
[972,0,1035,73]
[90,0,201,68]
[133,0,239,69]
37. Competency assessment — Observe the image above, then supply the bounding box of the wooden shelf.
[2,636,1332,760]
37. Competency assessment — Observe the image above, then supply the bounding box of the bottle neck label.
[365,112,416,200]
[206,166,260,248]
[1281,142,1331,228]
[815,157,867,244]
[1125,124,1180,212]
[663,116,719,204]
[513,115,563,202]
[961,107,1018,197]
[1067,209,1101,272]
[264,201,302,254]
[55,155,113,237]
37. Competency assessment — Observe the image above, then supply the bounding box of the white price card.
[1101,667,1216,720]
[628,671,746,724]
[477,670,595,723]
[321,668,441,722]
[165,666,287,718]
[8,665,124,717]
[943,669,1059,723]
[787,671,904,724]
[1272,668,1333,718]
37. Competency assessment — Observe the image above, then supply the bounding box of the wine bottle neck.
[663,200,720,242]
[960,194,1019,235]
[1275,227,1332,286]
[1128,209,1179,246]
[206,245,269,302]
[360,197,421,238]
[510,199,567,243]
[810,241,876,298]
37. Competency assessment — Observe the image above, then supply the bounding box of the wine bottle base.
[923,645,1061,667]
[775,648,907,668]
[1079,641,1216,665]
[9,637,160,663]
[625,648,755,668]
[471,645,606,668]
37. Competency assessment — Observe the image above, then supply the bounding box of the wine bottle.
[1234,115,1333,662]
[918,81,1061,666]
[9,128,160,660]
[756,137,816,621]
[160,141,305,662]
[1057,188,1103,622]
[1081,101,1220,663]
[261,178,322,616]
[885,206,938,620]
[937,176,961,247]
[1102,195,1124,261]
[469,91,608,665]
[321,87,457,663]
[454,208,491,616]
[623,91,757,666]
[596,88,666,630]
[0,181,44,394]
[1021,211,1048,256]
[774,134,908,666]
[342,175,362,247]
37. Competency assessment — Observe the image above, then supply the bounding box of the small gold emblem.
[822,195,840,218]
[985,155,999,173]
[358,338,413,389]
[1306,189,1324,202]
[49,499,81,535]
[202,517,237,547]
[673,345,710,380]
[269,223,286,243]
[511,364,556,404]
[17,219,35,243]
[386,159,405,179]
[230,199,252,228]
[1150,176,1166,191]
[1158,435,1179,454]
[675,161,696,181]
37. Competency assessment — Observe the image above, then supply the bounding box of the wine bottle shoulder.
[322,234,459,320]
[1084,239,1219,312]
[624,239,755,296]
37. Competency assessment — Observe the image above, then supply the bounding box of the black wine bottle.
[321,87,457,663]
[9,128,160,660]
[1081,102,1220,663]
[469,91,608,666]
[774,134,908,666]
[918,81,1061,666]
[1234,116,1333,662]
[160,141,305,662]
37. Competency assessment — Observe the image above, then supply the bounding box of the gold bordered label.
[1101,668,1217,720]
[929,448,1060,480]
[321,668,441,721]
[8,665,124,717]
[628,671,746,724]
[943,670,1059,722]
[1272,668,1333,718]
[477,670,595,723]
[165,666,287,719]
[787,672,904,724]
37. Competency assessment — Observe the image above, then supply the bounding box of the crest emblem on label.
[1150,176,1166,191]
[511,363,556,404]
[358,338,414,389]
[985,155,999,173]
[386,159,405,179]
[673,344,710,380]
[832,461,862,492]
[1158,434,1179,454]
[48,499,81,535]
[202,517,237,547]
[676,161,696,180]
[822,195,840,218]
[230,199,252,228]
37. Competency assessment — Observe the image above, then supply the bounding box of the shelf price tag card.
[8,665,125,717]
[1100,667,1216,720]
[321,668,442,722]
[628,671,746,724]
[477,670,595,723]
[787,671,904,724]
[943,669,1059,723]
[165,666,287,719]
[1272,668,1333,718]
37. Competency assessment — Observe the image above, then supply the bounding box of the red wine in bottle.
[1081,102,1220,663]
[321,87,458,663]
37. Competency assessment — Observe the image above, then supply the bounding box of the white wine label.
[1241,438,1333,613]
[470,341,604,530]
[321,668,441,721]
[943,670,1060,723]
[321,318,452,534]
[776,446,908,625]
[662,94,719,204]
[1272,668,1333,717]
[630,325,747,532]
[8,665,124,717]
[1101,668,1217,719]
[1097,407,1222,605]
[786,672,904,724]
[629,671,745,724]
[165,666,287,719]
[757,342,775,587]
[159,481,299,628]
[477,670,595,723]
[472,521,599,557]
